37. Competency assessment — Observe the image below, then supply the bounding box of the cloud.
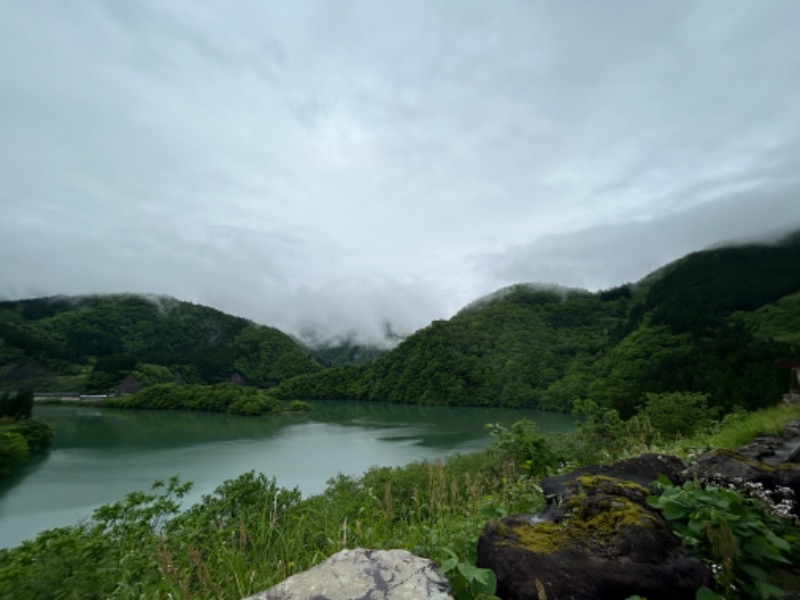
[475,183,800,293]
[1,1,799,343]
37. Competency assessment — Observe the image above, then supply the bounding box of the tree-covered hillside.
[276,232,800,415]
[275,287,630,408]
[0,294,321,393]
[2,233,798,411]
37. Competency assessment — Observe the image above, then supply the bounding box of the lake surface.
[0,401,574,549]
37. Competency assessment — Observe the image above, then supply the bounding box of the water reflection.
[0,401,573,548]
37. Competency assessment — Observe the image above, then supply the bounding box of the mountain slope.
[275,287,630,407]
[0,294,321,392]
[276,232,800,414]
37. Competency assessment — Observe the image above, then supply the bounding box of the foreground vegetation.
[3,233,799,417]
[1,397,798,599]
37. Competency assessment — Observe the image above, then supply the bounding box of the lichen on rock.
[502,476,659,557]
[478,457,711,600]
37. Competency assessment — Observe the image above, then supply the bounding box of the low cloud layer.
[1,1,798,343]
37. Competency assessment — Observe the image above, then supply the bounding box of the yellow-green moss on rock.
[502,475,660,555]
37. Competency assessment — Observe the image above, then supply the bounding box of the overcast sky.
[1,1,799,344]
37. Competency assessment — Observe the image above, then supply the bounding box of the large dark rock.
[691,448,800,513]
[737,419,800,465]
[541,453,685,503]
[686,420,800,516]
[478,474,710,600]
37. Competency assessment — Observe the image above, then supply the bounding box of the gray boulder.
[243,548,454,600]
[736,419,800,465]
[691,448,800,514]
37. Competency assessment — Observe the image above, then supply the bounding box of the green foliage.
[737,291,800,345]
[0,430,29,476]
[108,383,286,416]
[276,235,800,415]
[85,353,139,392]
[440,550,498,600]
[5,233,800,416]
[486,419,555,478]
[704,404,800,450]
[648,477,796,600]
[2,403,799,597]
[588,324,694,416]
[0,388,33,418]
[286,399,312,412]
[127,362,176,387]
[0,476,191,599]
[0,294,321,392]
[644,239,800,335]
[0,389,54,478]
[6,417,55,452]
[277,287,627,408]
[565,399,629,465]
[637,392,717,437]
[0,421,554,599]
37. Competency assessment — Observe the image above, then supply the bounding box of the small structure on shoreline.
[33,392,112,404]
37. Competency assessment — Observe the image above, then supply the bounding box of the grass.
[703,403,800,450]
[2,401,800,599]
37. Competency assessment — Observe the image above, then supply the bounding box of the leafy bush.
[6,417,54,451]
[109,383,286,416]
[440,551,498,600]
[637,391,717,437]
[648,477,796,599]
[486,419,555,477]
[0,430,29,476]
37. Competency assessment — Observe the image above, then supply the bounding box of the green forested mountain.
[2,233,798,412]
[276,286,628,408]
[0,294,321,392]
[275,232,800,415]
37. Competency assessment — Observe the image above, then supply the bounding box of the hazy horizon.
[2,1,799,344]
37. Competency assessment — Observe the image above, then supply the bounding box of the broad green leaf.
[661,505,687,521]
[754,579,786,600]
[695,587,724,600]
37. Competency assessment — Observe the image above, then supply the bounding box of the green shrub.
[0,430,29,476]
[637,391,717,437]
[486,419,554,477]
[6,417,54,451]
[648,476,796,599]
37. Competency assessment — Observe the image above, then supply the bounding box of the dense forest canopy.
[0,294,321,393]
[273,232,800,416]
[1,231,799,418]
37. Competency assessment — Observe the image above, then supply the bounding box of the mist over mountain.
[275,231,800,415]
[2,2,799,350]
[2,230,799,407]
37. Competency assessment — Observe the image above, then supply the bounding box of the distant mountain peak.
[458,282,590,315]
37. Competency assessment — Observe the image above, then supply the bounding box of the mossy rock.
[692,447,800,514]
[541,453,685,504]
[478,471,710,600]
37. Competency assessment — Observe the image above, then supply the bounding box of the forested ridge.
[0,294,321,393]
[274,231,800,416]
[1,232,799,417]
